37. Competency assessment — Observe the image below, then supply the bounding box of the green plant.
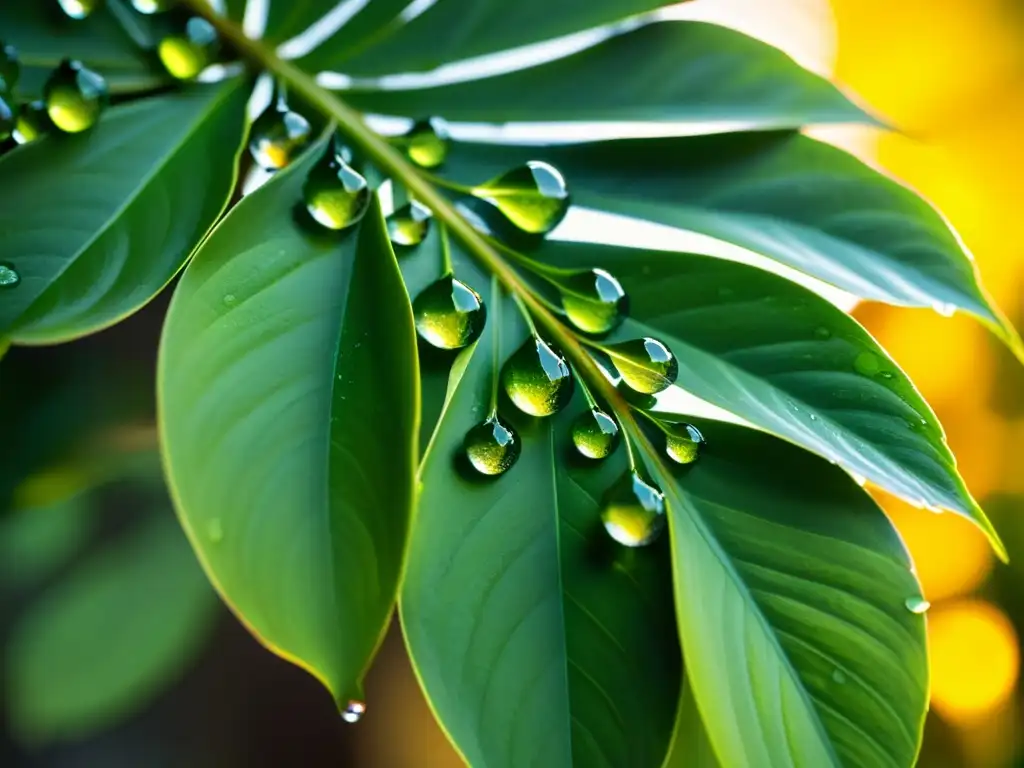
[1,1,1019,764]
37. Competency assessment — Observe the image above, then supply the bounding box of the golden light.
[928,600,1020,723]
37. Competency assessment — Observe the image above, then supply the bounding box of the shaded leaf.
[0,79,249,344]
[158,139,419,705]
[0,496,91,592]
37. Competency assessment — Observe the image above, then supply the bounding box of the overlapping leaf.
[158,139,419,705]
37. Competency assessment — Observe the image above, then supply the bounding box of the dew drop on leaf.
[604,337,678,395]
[501,337,574,417]
[341,700,366,724]
[664,422,705,465]
[557,268,628,335]
[0,262,20,288]
[853,350,881,376]
[814,326,832,340]
[905,596,931,615]
[394,117,450,169]
[412,275,486,350]
[463,414,521,476]
[571,408,620,460]
[131,0,175,13]
[831,669,847,684]
[249,96,312,171]
[0,42,19,95]
[601,471,666,547]
[206,517,224,544]
[57,0,99,20]
[44,59,108,134]
[13,100,51,145]
[158,17,219,81]
[302,140,370,231]
[473,161,569,235]
[386,200,432,247]
[222,293,236,307]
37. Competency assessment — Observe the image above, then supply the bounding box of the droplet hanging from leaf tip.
[413,276,486,350]
[473,161,569,235]
[57,0,99,19]
[601,471,666,547]
[341,700,366,724]
[905,596,931,615]
[501,337,574,417]
[249,97,312,171]
[558,268,628,335]
[44,59,108,134]
[158,17,219,81]
[0,262,20,288]
[302,141,370,231]
[605,337,678,395]
[13,101,51,145]
[387,200,432,247]
[664,422,705,465]
[464,415,521,476]
[394,117,450,169]
[571,408,621,460]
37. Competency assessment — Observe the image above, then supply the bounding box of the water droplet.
[223,293,236,306]
[571,408,620,460]
[853,350,881,377]
[131,0,175,12]
[604,337,678,395]
[814,326,831,340]
[664,422,704,465]
[44,59,108,134]
[601,471,666,547]
[808,413,818,421]
[501,337,574,417]
[0,262,20,288]
[0,42,20,95]
[905,596,930,615]
[158,17,218,81]
[249,94,312,170]
[57,0,99,19]
[473,161,569,235]
[302,138,370,230]
[831,669,847,684]
[932,301,956,318]
[206,517,223,544]
[13,100,51,145]
[0,95,12,143]
[394,117,449,169]
[557,268,628,335]
[386,200,432,247]
[412,275,486,350]
[464,414,521,476]
[341,700,366,724]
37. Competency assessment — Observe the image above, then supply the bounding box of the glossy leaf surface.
[0,79,249,343]
[159,140,419,705]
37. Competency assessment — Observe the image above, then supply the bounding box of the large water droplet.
[249,99,312,171]
[571,408,620,460]
[394,117,449,169]
[473,161,569,235]
[905,596,930,615]
[206,517,224,544]
[57,0,99,19]
[302,140,370,230]
[0,42,20,95]
[341,700,366,724]
[605,337,678,395]
[464,414,521,476]
[601,471,666,547]
[853,350,881,377]
[131,0,175,12]
[158,16,218,81]
[664,422,704,465]
[13,100,51,145]
[44,59,108,134]
[413,275,486,350]
[0,95,12,142]
[501,337,574,417]
[558,268,628,335]
[387,200,432,247]
[0,262,20,288]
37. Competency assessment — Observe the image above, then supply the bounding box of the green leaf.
[343,23,870,127]
[529,240,1003,552]
[158,139,419,706]
[1,3,167,98]
[663,678,720,768]
[642,419,928,767]
[300,0,671,74]
[440,131,1011,343]
[0,496,92,592]
[0,79,249,344]
[403,295,680,767]
[5,514,217,744]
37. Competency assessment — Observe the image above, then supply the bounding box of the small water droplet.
[341,700,366,724]
[905,596,930,615]
[557,268,628,335]
[387,200,432,247]
[604,337,678,395]
[158,17,219,81]
[249,88,312,170]
[664,422,705,465]
[223,293,236,306]
[501,337,574,417]
[44,59,108,134]
[831,669,847,684]
[717,286,735,299]
[0,42,20,95]
[571,408,620,460]
[601,471,666,547]
[473,161,569,235]
[13,100,51,145]
[57,0,99,19]
[814,326,832,340]
[464,414,521,476]
[206,517,224,544]
[0,262,20,288]
[394,117,449,169]
[853,350,881,377]
[131,0,175,12]
[303,136,370,230]
[413,275,486,350]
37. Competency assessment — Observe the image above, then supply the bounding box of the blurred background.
[3,0,1024,765]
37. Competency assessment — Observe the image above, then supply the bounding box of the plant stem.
[439,224,453,276]
[489,275,501,415]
